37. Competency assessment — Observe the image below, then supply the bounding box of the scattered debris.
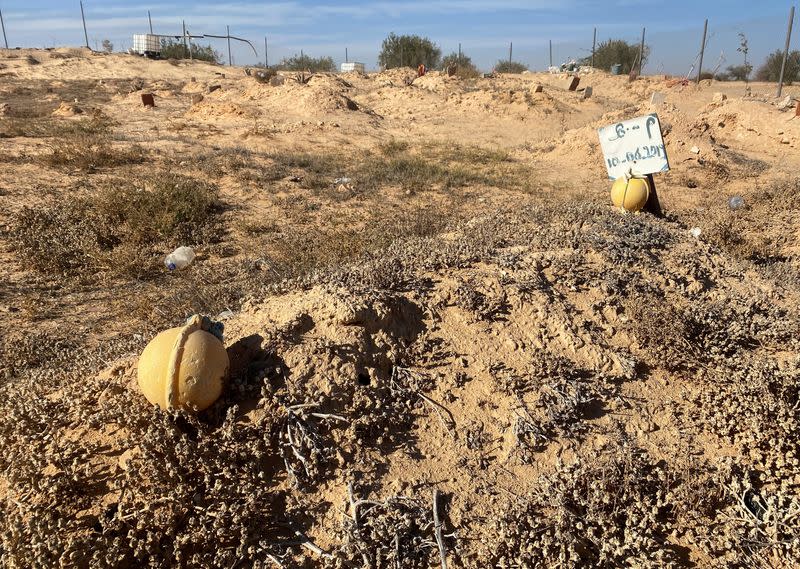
[777,95,795,110]
[208,84,222,93]
[728,195,745,210]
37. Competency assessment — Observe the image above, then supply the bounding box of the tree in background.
[379,33,441,69]
[581,39,648,73]
[494,60,528,73]
[441,52,480,78]
[755,50,800,83]
[101,39,113,53]
[716,64,751,81]
[160,39,221,63]
[275,54,335,72]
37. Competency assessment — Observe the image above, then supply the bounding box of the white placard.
[598,113,670,180]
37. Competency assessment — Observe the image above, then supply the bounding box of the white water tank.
[340,62,365,73]
[132,34,161,56]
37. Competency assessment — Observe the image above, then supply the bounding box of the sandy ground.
[1,48,800,568]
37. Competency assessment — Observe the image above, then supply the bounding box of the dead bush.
[44,133,145,171]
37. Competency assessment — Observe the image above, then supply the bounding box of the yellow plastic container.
[137,315,229,411]
[611,175,650,213]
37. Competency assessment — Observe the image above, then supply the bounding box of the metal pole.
[148,10,153,34]
[549,39,552,67]
[0,9,8,49]
[638,27,646,76]
[697,19,708,83]
[777,6,796,98]
[509,41,512,63]
[458,42,461,59]
[592,27,596,68]
[400,44,403,67]
[80,1,89,49]
[345,47,348,62]
[264,36,268,67]
[227,25,232,66]
[182,20,187,57]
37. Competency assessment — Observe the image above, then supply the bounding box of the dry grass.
[9,174,221,280]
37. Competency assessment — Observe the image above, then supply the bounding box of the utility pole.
[80,1,89,49]
[264,36,268,67]
[777,5,796,98]
[592,27,596,68]
[345,47,348,62]
[227,25,232,66]
[509,41,513,63]
[697,19,708,83]
[458,43,461,59]
[0,9,8,49]
[549,39,552,67]
[148,10,153,34]
[638,27,646,76]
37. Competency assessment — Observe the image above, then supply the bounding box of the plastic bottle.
[728,196,745,210]
[164,246,195,270]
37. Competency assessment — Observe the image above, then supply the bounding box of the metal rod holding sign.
[0,9,8,49]
[777,6,796,98]
[697,19,708,83]
[80,1,90,49]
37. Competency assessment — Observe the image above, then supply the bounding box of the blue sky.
[0,1,796,74]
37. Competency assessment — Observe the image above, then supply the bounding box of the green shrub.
[275,54,335,72]
[379,33,441,69]
[494,60,528,74]
[442,52,481,78]
[160,39,221,63]
[581,39,648,73]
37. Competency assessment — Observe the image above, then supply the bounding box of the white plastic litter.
[164,246,196,271]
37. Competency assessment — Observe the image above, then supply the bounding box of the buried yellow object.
[137,315,229,411]
[610,176,650,213]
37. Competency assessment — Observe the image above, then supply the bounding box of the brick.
[141,93,155,107]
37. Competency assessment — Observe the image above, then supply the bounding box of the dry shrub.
[44,133,146,171]
[10,174,221,279]
[0,116,111,139]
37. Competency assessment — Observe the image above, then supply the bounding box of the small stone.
[712,92,727,103]
[781,137,791,144]
[208,84,222,93]
[532,84,543,93]
[190,93,204,105]
[269,75,285,86]
[690,146,700,154]
[777,95,794,110]
[582,86,593,99]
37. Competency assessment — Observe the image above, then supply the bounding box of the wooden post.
[777,6,796,98]
[696,19,708,83]
[80,1,89,49]
[509,41,513,63]
[458,42,461,59]
[148,10,153,34]
[592,27,596,68]
[0,9,8,49]
[227,25,232,66]
[400,44,403,67]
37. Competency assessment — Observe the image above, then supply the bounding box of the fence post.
[0,9,8,49]
[777,6,796,98]
[227,25,232,65]
[638,27,646,76]
[264,36,268,67]
[148,10,153,34]
[182,20,187,57]
[345,47,348,62]
[549,39,552,67]
[458,42,461,59]
[509,41,512,63]
[696,19,708,83]
[592,27,596,68]
[80,1,89,49]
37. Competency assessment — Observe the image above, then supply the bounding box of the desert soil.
[1,48,799,568]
